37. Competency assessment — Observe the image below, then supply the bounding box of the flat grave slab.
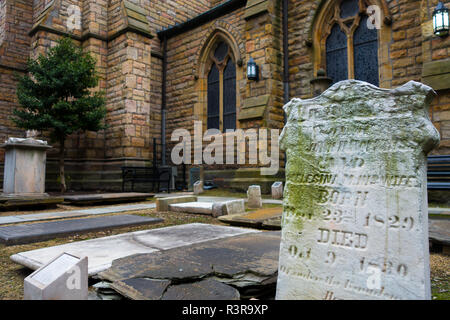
[0,196,64,210]
[11,223,259,275]
[98,231,281,300]
[429,218,450,246]
[64,193,154,205]
[0,215,163,245]
[428,207,450,216]
[218,207,283,229]
[168,202,213,215]
[0,203,156,226]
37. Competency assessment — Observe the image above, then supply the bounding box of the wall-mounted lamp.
[433,2,449,37]
[247,57,259,81]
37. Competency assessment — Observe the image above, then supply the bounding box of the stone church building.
[0,0,449,192]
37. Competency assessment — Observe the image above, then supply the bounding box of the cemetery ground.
[0,189,448,300]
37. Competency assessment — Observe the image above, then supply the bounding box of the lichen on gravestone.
[276,80,440,300]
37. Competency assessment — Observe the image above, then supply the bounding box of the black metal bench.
[121,166,171,193]
[427,155,450,190]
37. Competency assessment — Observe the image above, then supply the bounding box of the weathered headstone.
[272,182,283,199]
[212,199,246,218]
[193,180,204,195]
[1,138,51,196]
[24,253,88,300]
[189,167,201,191]
[247,185,262,209]
[276,80,440,300]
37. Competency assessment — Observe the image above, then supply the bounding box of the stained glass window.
[326,24,348,85]
[207,64,220,130]
[323,1,380,86]
[340,0,359,19]
[223,60,236,131]
[354,15,379,86]
[207,41,236,131]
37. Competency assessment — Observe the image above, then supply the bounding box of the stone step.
[168,202,213,215]
[0,214,163,245]
[0,195,64,210]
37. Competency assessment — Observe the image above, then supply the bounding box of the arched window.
[324,0,379,86]
[207,41,236,132]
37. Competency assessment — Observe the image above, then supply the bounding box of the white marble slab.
[11,223,258,276]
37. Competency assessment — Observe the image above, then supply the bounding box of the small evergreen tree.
[13,37,107,193]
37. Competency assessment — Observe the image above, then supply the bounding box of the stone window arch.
[195,30,242,132]
[207,41,236,131]
[312,0,392,87]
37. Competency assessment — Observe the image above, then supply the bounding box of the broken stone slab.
[429,218,450,246]
[223,199,246,215]
[218,207,283,229]
[11,223,259,275]
[262,216,282,230]
[247,185,262,209]
[63,193,154,205]
[276,80,440,300]
[156,195,197,211]
[168,202,213,215]
[212,202,225,218]
[211,199,246,218]
[162,279,240,300]
[98,231,281,299]
[272,182,283,199]
[193,181,204,195]
[111,278,171,300]
[0,215,163,246]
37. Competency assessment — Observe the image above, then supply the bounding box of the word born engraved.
[316,189,369,208]
[317,228,368,250]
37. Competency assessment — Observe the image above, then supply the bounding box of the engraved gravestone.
[276,80,440,300]
[272,182,283,199]
[247,185,262,209]
[193,180,204,195]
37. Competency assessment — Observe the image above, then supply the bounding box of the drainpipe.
[282,0,289,174]
[161,36,167,166]
[283,0,289,105]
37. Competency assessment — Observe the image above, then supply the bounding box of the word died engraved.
[317,228,368,250]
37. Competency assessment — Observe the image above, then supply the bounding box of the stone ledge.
[244,0,269,20]
[422,58,450,91]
